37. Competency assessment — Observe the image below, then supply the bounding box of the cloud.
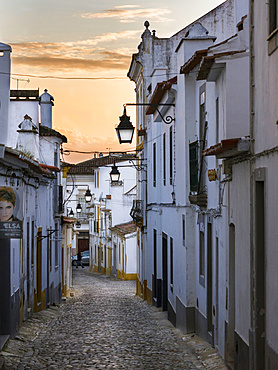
[9,30,140,71]
[10,30,140,56]
[81,6,172,23]
[11,54,131,71]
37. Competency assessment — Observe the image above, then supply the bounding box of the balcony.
[130,200,143,226]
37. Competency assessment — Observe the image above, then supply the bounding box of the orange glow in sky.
[0,0,224,163]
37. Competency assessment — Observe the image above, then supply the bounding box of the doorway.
[227,223,235,364]
[162,233,168,311]
[255,179,265,369]
[207,222,213,344]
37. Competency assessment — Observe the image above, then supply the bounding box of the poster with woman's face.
[0,186,23,239]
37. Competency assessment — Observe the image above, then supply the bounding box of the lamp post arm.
[123,103,175,124]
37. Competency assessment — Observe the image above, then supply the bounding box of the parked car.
[82,250,90,265]
[71,254,77,266]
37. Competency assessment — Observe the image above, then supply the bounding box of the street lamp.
[75,220,81,228]
[69,209,74,218]
[115,106,135,144]
[110,163,120,183]
[76,203,82,214]
[85,188,92,202]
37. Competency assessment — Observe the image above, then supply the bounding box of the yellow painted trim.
[146,286,152,305]
[123,273,136,281]
[136,142,144,152]
[136,277,143,298]
[143,280,147,301]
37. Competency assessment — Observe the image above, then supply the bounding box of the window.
[169,127,173,185]
[216,98,219,166]
[269,0,277,35]
[163,133,166,186]
[182,214,185,246]
[55,223,59,267]
[199,85,207,193]
[189,141,199,192]
[27,222,30,275]
[31,220,35,266]
[153,229,157,276]
[50,227,52,271]
[153,142,156,187]
[170,237,173,287]
[153,229,157,299]
[199,230,205,286]
[95,171,99,188]
[268,0,278,54]
[216,97,219,145]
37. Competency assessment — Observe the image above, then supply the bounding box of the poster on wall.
[0,186,23,239]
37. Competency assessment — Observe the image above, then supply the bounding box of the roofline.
[180,49,208,75]
[146,76,177,115]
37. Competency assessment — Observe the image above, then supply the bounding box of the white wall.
[8,100,39,149]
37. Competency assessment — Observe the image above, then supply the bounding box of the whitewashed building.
[126,0,263,367]
[248,0,278,368]
[0,42,66,343]
[110,222,137,280]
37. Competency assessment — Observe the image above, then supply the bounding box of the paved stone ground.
[1,268,228,369]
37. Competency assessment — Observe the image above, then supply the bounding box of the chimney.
[0,43,12,146]
[17,115,39,160]
[39,89,54,128]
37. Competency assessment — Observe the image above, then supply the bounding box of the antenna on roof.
[12,77,30,90]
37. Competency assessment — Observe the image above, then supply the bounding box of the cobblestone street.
[1,269,227,369]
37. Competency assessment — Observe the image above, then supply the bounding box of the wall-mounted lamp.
[110,163,121,183]
[85,188,92,202]
[116,106,135,144]
[76,203,82,214]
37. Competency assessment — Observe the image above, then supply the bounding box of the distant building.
[110,222,137,280]
[62,153,136,278]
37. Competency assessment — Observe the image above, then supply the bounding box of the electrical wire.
[0,65,227,81]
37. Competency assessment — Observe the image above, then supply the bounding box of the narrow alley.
[1,269,227,369]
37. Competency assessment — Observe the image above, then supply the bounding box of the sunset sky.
[0,0,223,163]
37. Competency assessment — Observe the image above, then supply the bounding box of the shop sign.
[0,221,22,238]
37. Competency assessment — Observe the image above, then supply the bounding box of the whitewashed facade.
[125,0,269,367]
[0,42,66,342]
[248,0,278,368]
